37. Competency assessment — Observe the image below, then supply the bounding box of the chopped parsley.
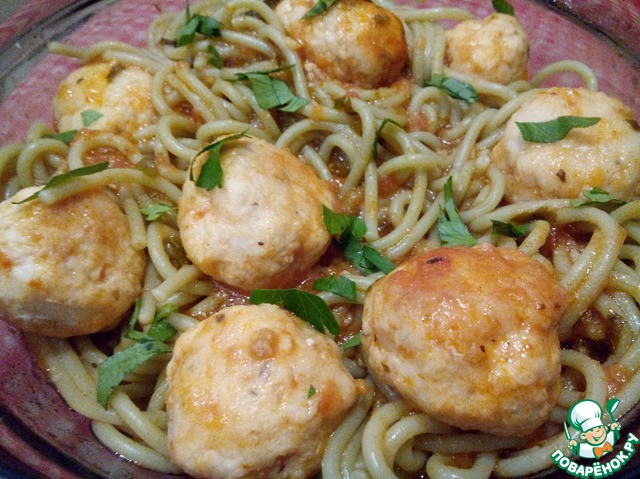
[372,118,403,161]
[492,0,515,15]
[437,177,477,247]
[96,301,178,408]
[570,188,627,209]
[189,131,249,190]
[43,130,78,144]
[341,332,363,351]
[491,220,530,238]
[323,206,395,275]
[303,0,340,19]
[516,116,600,143]
[425,74,479,103]
[13,162,110,204]
[81,109,103,127]
[313,274,357,302]
[250,288,340,335]
[234,66,309,111]
[175,1,222,46]
[308,385,317,398]
[140,203,175,221]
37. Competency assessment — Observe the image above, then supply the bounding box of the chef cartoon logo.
[550,397,640,478]
[565,398,620,460]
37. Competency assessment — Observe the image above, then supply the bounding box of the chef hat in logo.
[568,399,604,433]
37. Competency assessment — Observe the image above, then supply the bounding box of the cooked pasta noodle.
[1,0,639,478]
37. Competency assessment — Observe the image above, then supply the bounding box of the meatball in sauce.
[166,303,360,479]
[363,244,568,437]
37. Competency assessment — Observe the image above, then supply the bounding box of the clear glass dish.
[0,1,639,478]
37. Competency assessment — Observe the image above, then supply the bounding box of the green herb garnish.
[313,274,357,302]
[323,206,395,275]
[176,1,222,46]
[437,177,477,247]
[372,118,403,161]
[140,203,175,221]
[235,66,309,111]
[14,162,110,204]
[425,74,479,103]
[570,188,627,209]
[250,288,340,335]
[97,302,178,408]
[516,116,600,143]
[43,130,78,144]
[491,220,530,238]
[81,110,103,127]
[341,332,362,351]
[308,385,317,398]
[189,131,249,190]
[302,0,340,19]
[492,0,515,15]
[207,44,223,68]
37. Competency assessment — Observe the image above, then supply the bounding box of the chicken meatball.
[491,87,640,203]
[445,13,529,85]
[362,244,567,437]
[166,303,359,479]
[54,61,156,138]
[275,0,408,88]
[0,187,145,337]
[178,136,338,291]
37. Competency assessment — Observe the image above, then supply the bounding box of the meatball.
[362,244,567,437]
[445,13,529,85]
[0,187,145,337]
[275,0,408,88]
[491,87,640,203]
[178,136,338,291]
[166,303,359,479]
[54,61,156,138]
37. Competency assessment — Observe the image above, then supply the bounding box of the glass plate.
[0,1,639,478]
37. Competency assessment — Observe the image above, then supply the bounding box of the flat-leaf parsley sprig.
[96,302,178,408]
[233,65,309,112]
[437,177,478,247]
[189,131,249,191]
[323,206,395,275]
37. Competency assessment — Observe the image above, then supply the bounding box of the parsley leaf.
[437,177,477,247]
[140,203,175,221]
[322,206,395,274]
[43,130,78,144]
[342,331,362,351]
[81,110,103,127]
[570,188,627,209]
[250,288,340,335]
[308,385,317,398]
[235,66,309,111]
[372,118,403,161]
[322,205,366,239]
[491,220,530,238]
[175,1,222,46]
[303,0,340,19]
[126,301,178,343]
[13,162,110,204]
[492,0,515,15]
[97,341,172,408]
[313,274,357,302]
[516,116,600,143]
[425,74,479,103]
[190,131,249,190]
[207,44,223,68]
[97,302,178,408]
